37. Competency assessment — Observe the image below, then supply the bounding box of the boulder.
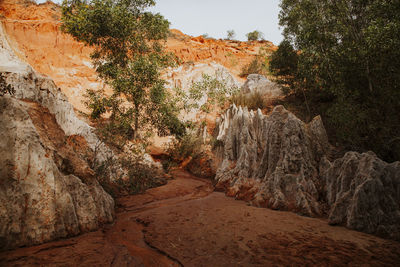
[241,74,281,97]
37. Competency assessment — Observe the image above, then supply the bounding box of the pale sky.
[38,0,283,45]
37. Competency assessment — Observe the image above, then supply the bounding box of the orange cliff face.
[167,29,276,77]
[0,0,101,111]
[0,0,277,112]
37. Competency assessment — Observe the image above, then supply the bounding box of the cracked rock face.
[320,152,400,240]
[215,105,330,216]
[0,22,114,250]
[0,97,114,250]
[215,105,400,240]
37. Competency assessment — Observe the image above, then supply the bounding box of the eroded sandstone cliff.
[214,105,400,240]
[0,21,115,250]
[0,0,275,112]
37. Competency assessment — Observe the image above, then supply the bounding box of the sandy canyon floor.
[1,170,399,267]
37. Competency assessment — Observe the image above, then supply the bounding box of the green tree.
[269,40,298,91]
[226,30,235,40]
[61,0,184,141]
[275,0,400,161]
[187,73,239,114]
[246,30,264,41]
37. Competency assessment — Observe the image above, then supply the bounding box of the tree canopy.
[271,0,400,161]
[61,0,184,142]
[246,30,264,41]
[226,30,235,40]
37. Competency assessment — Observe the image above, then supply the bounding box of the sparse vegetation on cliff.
[226,30,235,40]
[246,30,264,41]
[239,46,272,78]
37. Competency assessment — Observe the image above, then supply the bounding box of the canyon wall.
[214,105,400,241]
[0,0,275,113]
[0,20,115,250]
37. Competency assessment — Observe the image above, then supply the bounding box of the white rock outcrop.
[0,23,114,250]
[215,105,329,216]
[215,105,400,240]
[241,74,281,97]
[320,152,400,240]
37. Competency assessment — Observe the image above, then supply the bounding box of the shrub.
[121,159,166,195]
[246,30,264,41]
[230,91,266,111]
[226,30,235,40]
[94,152,165,197]
[166,132,203,163]
[239,58,263,78]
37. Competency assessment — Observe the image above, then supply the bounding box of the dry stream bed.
[1,170,399,266]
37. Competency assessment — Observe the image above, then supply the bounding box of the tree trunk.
[133,103,139,140]
[366,60,373,93]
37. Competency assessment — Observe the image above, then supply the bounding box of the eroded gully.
[1,170,399,267]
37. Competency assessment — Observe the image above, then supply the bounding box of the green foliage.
[246,30,264,41]
[209,137,224,150]
[239,58,263,78]
[201,33,213,39]
[61,0,182,142]
[121,158,165,194]
[275,0,400,161]
[0,73,15,96]
[95,152,165,197]
[226,30,235,40]
[166,132,203,162]
[269,40,299,94]
[240,48,272,78]
[186,72,239,113]
[230,91,266,111]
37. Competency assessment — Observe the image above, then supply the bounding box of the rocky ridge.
[215,105,400,240]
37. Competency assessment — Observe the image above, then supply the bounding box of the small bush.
[231,91,266,111]
[226,30,236,40]
[246,30,264,41]
[239,58,264,78]
[210,137,224,150]
[167,133,203,161]
[95,154,165,197]
[121,159,166,194]
[163,132,204,172]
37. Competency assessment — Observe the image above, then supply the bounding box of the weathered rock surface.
[241,74,281,97]
[164,61,241,123]
[0,96,114,250]
[0,22,114,250]
[215,105,400,240]
[215,105,330,216]
[320,152,400,240]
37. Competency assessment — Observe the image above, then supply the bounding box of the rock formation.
[215,105,330,216]
[320,152,400,240]
[214,105,400,240]
[0,22,114,250]
[241,74,281,97]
